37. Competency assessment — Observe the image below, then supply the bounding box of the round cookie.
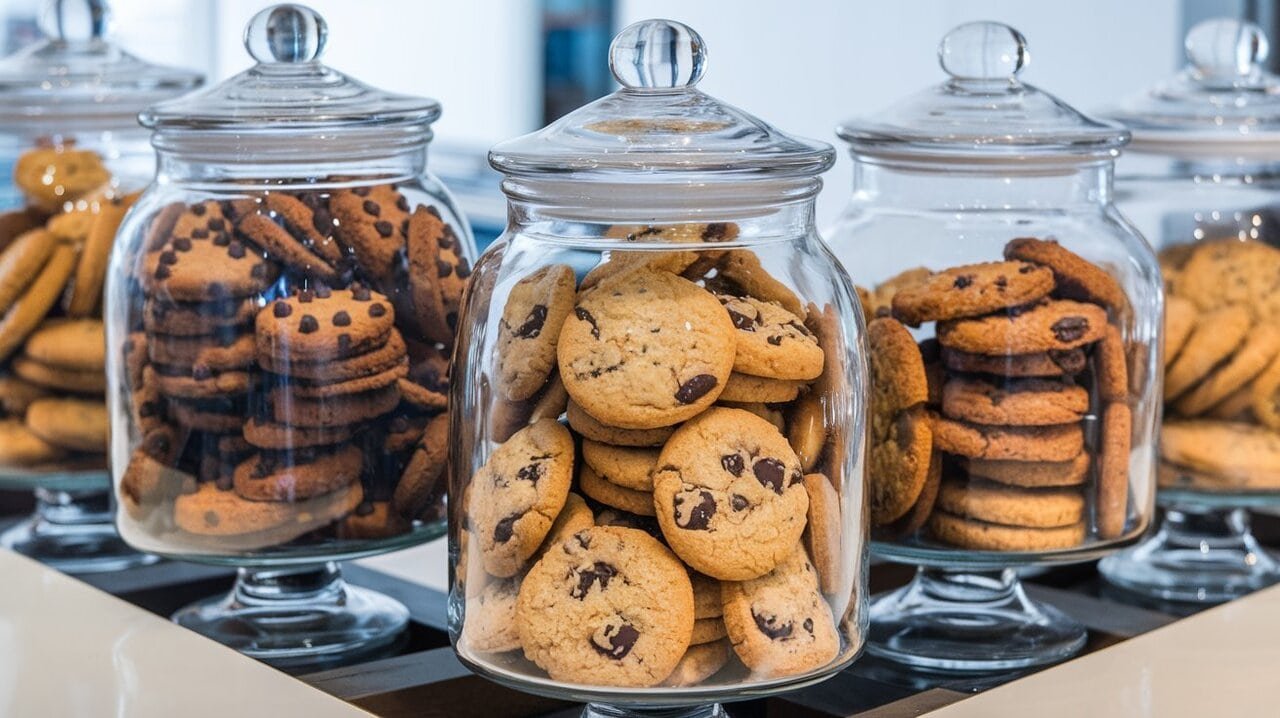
[144,296,258,337]
[964,452,1090,488]
[690,571,723,620]
[405,204,453,344]
[491,372,569,443]
[660,639,730,687]
[469,418,574,577]
[566,400,674,447]
[23,319,105,371]
[703,250,805,319]
[173,482,363,547]
[153,366,253,399]
[652,408,808,581]
[258,327,407,381]
[1098,402,1131,539]
[1252,353,1280,431]
[930,413,1084,462]
[515,526,694,687]
[1160,420,1280,490]
[720,546,839,677]
[12,355,106,394]
[233,444,362,502]
[339,501,410,540]
[558,269,735,429]
[393,413,450,519]
[718,372,806,403]
[1164,304,1251,401]
[579,464,655,516]
[1176,323,1280,417]
[868,317,931,525]
[236,212,340,283]
[536,491,595,557]
[462,578,522,653]
[718,294,824,380]
[937,299,1109,355]
[147,331,256,373]
[581,439,658,492]
[66,196,132,317]
[166,396,247,433]
[0,418,65,465]
[497,264,577,401]
[871,266,933,317]
[879,450,943,538]
[929,511,1086,551]
[142,234,279,302]
[1164,295,1197,367]
[890,260,1055,326]
[266,383,400,428]
[14,147,109,211]
[1004,237,1125,310]
[1175,238,1280,319]
[328,184,410,287]
[1095,323,1129,403]
[802,473,841,595]
[0,208,46,255]
[264,192,344,265]
[942,376,1088,426]
[787,394,827,473]
[868,317,928,415]
[691,617,728,645]
[0,243,76,362]
[0,374,49,415]
[243,416,354,449]
[430,213,470,330]
[936,479,1084,528]
[286,359,407,399]
[0,228,57,317]
[24,398,107,452]
[256,287,395,362]
[941,346,1088,378]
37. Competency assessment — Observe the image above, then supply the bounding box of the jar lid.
[140,3,439,133]
[1108,18,1280,155]
[838,21,1127,160]
[489,19,834,179]
[0,0,202,127]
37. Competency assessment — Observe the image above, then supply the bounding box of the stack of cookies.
[458,225,854,688]
[864,237,1134,552]
[118,182,466,552]
[1159,238,1280,490]
[0,145,133,472]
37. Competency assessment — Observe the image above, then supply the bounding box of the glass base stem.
[172,562,409,669]
[867,567,1085,672]
[583,704,727,718]
[0,487,157,573]
[1099,506,1280,603]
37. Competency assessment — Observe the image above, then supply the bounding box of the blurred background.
[0,0,1271,244]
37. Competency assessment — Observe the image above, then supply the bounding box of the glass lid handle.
[38,0,110,43]
[1185,18,1268,85]
[609,19,706,90]
[244,3,328,64]
[938,21,1029,83]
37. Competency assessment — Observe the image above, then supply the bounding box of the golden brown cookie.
[878,450,942,538]
[890,261,1055,326]
[942,376,1088,426]
[930,413,1083,462]
[802,473,841,595]
[393,413,450,519]
[659,639,731,687]
[1175,238,1280,320]
[0,229,57,318]
[24,398,107,453]
[1095,323,1129,402]
[580,463,656,516]
[1098,402,1131,539]
[936,479,1084,528]
[535,491,594,558]
[173,482,363,549]
[0,374,49,416]
[1004,237,1125,310]
[1252,353,1280,431]
[871,267,932,317]
[65,195,133,317]
[929,511,1085,551]
[717,372,806,403]
[581,439,658,492]
[232,445,362,502]
[787,394,827,473]
[941,345,1088,377]
[1164,304,1251,401]
[14,147,110,211]
[690,617,728,645]
[718,294,824,380]
[1161,420,1280,488]
[496,264,577,401]
[13,355,107,394]
[964,452,1090,488]
[867,317,930,525]
[0,417,65,465]
[1176,324,1280,417]
[1164,295,1197,367]
[937,299,1108,355]
[0,243,76,362]
[23,319,105,371]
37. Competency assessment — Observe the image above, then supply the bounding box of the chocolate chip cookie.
[942,376,1088,426]
[497,264,577,401]
[718,294,824,380]
[891,261,1055,326]
[1004,237,1125,310]
[937,299,1108,355]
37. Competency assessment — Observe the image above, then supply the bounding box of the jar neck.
[848,154,1115,212]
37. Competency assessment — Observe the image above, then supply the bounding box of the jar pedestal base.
[172,562,408,669]
[1099,507,1280,604]
[867,567,1085,672]
[582,704,727,718]
[0,487,156,573]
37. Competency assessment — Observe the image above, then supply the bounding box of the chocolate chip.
[369,303,387,318]
[173,237,192,252]
[250,262,269,279]
[154,265,171,280]
[312,208,333,234]
[703,222,730,240]
[590,622,639,660]
[362,200,380,216]
[675,374,717,405]
[375,220,394,237]
[953,274,974,289]
[191,227,209,239]
[752,609,793,639]
[515,305,547,339]
[397,195,410,212]
[355,501,375,517]
[299,315,319,333]
[315,285,332,299]
[727,308,756,331]
[213,234,231,246]
[456,259,472,279]
[767,335,783,346]
[352,285,371,301]
[721,453,745,476]
[436,259,452,278]
[273,301,292,318]
[803,617,814,634]
[191,203,207,216]
[1051,316,1089,343]
[227,241,246,259]
[1019,264,1035,274]
[438,229,454,249]
[298,290,314,303]
[332,310,352,327]
[516,463,542,483]
[1048,349,1087,373]
[204,510,219,527]
[731,494,749,511]
[208,218,226,232]
[426,205,441,219]
[159,250,178,265]
[571,561,617,599]
[675,490,716,530]
[493,513,519,543]
[574,307,600,339]
[753,458,786,494]
[995,275,1008,289]
[337,334,351,353]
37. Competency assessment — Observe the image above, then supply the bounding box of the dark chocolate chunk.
[515,305,547,339]
[575,307,600,339]
[362,200,380,216]
[332,310,351,327]
[352,285,371,301]
[674,374,717,404]
[172,237,192,252]
[493,513,519,543]
[516,463,542,483]
[954,274,974,289]
[727,308,756,331]
[369,303,387,318]
[753,458,786,494]
[721,453,745,477]
[675,490,716,530]
[571,561,618,599]
[731,494,749,511]
[374,220,394,238]
[273,301,292,318]
[299,315,319,333]
[752,609,793,639]
[590,622,639,660]
[1051,316,1089,343]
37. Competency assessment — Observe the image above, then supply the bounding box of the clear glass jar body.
[447,182,869,703]
[106,147,475,565]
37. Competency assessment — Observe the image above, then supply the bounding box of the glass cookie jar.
[826,22,1161,671]
[1099,19,1280,604]
[0,0,201,573]
[448,20,868,717]
[105,4,474,666]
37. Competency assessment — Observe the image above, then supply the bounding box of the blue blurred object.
[543,0,614,123]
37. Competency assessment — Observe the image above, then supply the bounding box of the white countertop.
[0,550,372,718]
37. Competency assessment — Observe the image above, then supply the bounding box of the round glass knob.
[38,0,110,43]
[1185,18,1268,80]
[609,19,706,90]
[938,21,1029,82]
[244,3,328,64]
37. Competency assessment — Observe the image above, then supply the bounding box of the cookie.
[536,491,595,557]
[942,376,1088,426]
[24,398,107,452]
[1252,353,1280,431]
[869,408,933,526]
[1004,237,1125,310]
[167,397,247,433]
[718,372,806,403]
[153,365,253,399]
[339,501,411,540]
[23,319,105,371]
[516,525,694,686]
[241,416,351,449]
[718,401,784,433]
[237,212,340,283]
[1175,238,1280,319]
[565,400,674,447]
[869,267,932,317]
[937,299,1108,355]
[232,444,362,502]
[141,234,279,302]
[690,571,723,619]
[1164,295,1197,367]
[929,511,1085,551]
[492,372,569,442]
[581,440,658,492]
[46,208,93,242]
[659,639,730,687]
[879,450,943,538]
[691,617,728,645]
[964,452,1090,488]
[941,346,1088,377]
[0,208,45,255]
[868,317,928,415]
[787,394,827,473]
[119,446,194,518]
[930,413,1084,462]
[14,147,109,211]
[579,464,655,516]
[256,287,395,362]
[12,355,104,394]
[147,331,256,373]
[328,184,410,287]
[263,192,344,263]
[0,374,48,415]
[430,213,470,331]
[258,326,407,381]
[891,261,1055,326]
[0,243,75,361]
[173,481,363,547]
[266,383,399,428]
[1160,420,1280,491]
[65,195,132,317]
[720,546,838,677]
[462,578,522,653]
[921,338,944,407]
[404,205,453,343]
[1207,383,1256,422]
[0,417,65,465]
[558,269,735,429]
[936,479,1084,528]
[1164,304,1251,401]
[652,408,808,581]
[143,297,258,337]
[702,250,805,319]
[493,265,577,401]
[0,229,57,316]
[1176,323,1280,417]
[469,419,574,577]
[802,473,841,595]
[1098,402,1131,539]
[718,294,824,380]
[1095,323,1129,403]
[392,413,450,519]
[283,359,407,399]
